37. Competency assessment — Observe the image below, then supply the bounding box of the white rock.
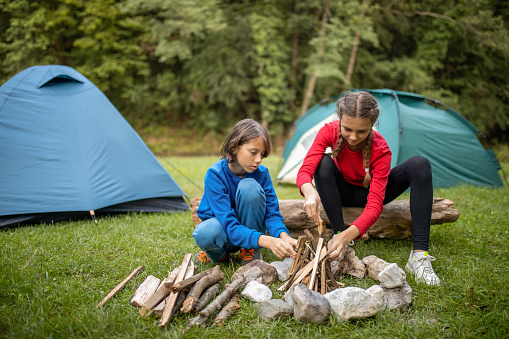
[241,280,272,303]
[325,286,385,322]
[378,263,406,288]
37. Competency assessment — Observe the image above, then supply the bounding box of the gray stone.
[283,284,296,308]
[378,263,406,288]
[325,286,385,322]
[365,285,386,311]
[270,258,293,281]
[232,260,278,285]
[292,284,330,324]
[241,280,272,303]
[331,247,366,279]
[362,255,390,280]
[256,299,293,321]
[382,282,413,311]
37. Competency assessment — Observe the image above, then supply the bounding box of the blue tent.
[0,65,188,227]
[277,89,503,188]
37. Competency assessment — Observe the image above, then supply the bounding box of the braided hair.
[331,91,379,188]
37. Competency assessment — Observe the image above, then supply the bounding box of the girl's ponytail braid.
[362,130,373,188]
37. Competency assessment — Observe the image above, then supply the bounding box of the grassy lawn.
[1,150,508,338]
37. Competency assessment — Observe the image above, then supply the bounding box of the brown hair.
[331,91,379,188]
[220,118,272,163]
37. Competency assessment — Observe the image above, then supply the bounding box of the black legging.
[314,155,433,251]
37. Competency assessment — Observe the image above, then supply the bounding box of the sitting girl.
[193,118,297,266]
[297,91,440,285]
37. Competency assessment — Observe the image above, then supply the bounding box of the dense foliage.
[1,0,508,144]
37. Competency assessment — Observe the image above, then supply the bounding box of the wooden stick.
[193,282,222,314]
[187,267,262,329]
[318,219,324,237]
[154,263,194,316]
[308,238,324,289]
[289,236,306,275]
[159,253,192,327]
[325,262,339,289]
[321,260,326,295]
[96,265,144,308]
[181,265,224,313]
[277,246,310,292]
[304,229,317,252]
[130,275,160,307]
[170,266,215,292]
[213,294,241,326]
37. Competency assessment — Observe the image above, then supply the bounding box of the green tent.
[277,89,503,188]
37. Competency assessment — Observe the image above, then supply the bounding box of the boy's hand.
[258,234,296,259]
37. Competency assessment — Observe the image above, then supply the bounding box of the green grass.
[1,151,508,338]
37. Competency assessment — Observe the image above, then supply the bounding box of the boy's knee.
[237,178,265,202]
[193,219,224,247]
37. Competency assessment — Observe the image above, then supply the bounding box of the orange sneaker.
[193,251,211,265]
[239,248,261,266]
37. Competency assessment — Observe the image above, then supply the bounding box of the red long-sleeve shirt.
[296,121,392,238]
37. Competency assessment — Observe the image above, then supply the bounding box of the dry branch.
[193,282,222,314]
[187,267,262,329]
[170,266,215,293]
[213,294,241,326]
[289,236,306,275]
[96,265,144,308]
[181,265,224,314]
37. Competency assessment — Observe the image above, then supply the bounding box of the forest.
[1,0,508,148]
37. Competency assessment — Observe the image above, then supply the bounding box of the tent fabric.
[277,89,503,188]
[0,65,188,227]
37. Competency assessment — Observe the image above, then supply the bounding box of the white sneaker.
[405,251,441,286]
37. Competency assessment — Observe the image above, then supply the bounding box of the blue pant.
[192,178,267,262]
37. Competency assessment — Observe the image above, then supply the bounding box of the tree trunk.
[299,0,330,117]
[191,197,459,241]
[345,0,368,86]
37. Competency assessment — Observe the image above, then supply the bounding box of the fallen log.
[190,197,459,240]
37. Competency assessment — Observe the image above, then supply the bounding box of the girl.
[297,91,440,285]
[193,119,297,266]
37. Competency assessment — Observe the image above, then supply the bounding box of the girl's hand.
[301,183,322,225]
[326,225,360,261]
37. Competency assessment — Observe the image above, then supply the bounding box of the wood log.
[96,265,144,308]
[191,197,459,240]
[153,264,194,317]
[213,294,241,326]
[181,265,224,314]
[170,266,215,293]
[186,267,262,329]
[130,275,161,308]
[193,282,222,314]
[159,253,192,327]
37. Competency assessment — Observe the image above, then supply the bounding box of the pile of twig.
[278,227,340,294]
[96,253,262,329]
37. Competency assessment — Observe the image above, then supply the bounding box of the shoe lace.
[239,249,254,261]
[417,254,436,275]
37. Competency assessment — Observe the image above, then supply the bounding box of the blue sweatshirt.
[197,158,289,249]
